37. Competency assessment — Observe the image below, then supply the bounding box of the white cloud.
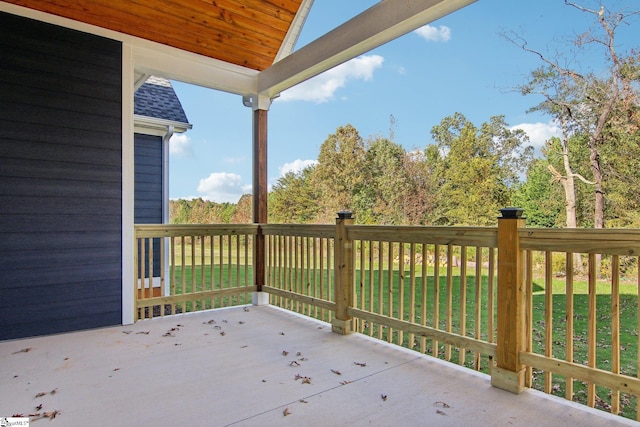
[169,134,193,156]
[511,121,561,148]
[278,55,384,103]
[414,24,451,42]
[279,159,318,176]
[197,172,251,203]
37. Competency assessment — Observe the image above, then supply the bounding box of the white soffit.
[258,0,476,98]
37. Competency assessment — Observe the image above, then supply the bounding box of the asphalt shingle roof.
[134,76,190,124]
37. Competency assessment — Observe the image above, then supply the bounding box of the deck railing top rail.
[346,224,498,247]
[135,224,259,238]
[519,227,640,255]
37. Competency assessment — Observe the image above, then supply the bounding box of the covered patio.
[1,305,633,426]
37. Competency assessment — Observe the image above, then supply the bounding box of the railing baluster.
[587,253,597,408]
[460,245,467,365]
[474,246,482,370]
[544,251,553,394]
[433,244,440,358]
[409,243,416,350]
[611,255,620,415]
[446,244,453,361]
[566,252,574,401]
[420,243,427,354]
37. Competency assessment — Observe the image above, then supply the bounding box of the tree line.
[172,2,639,228]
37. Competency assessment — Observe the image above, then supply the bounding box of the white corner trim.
[122,43,135,326]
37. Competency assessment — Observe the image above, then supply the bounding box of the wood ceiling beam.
[257,0,476,98]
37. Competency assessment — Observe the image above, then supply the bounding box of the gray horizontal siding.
[135,133,163,277]
[0,12,123,340]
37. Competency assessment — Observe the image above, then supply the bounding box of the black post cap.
[499,207,524,219]
[337,210,353,219]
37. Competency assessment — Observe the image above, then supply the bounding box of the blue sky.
[168,0,638,202]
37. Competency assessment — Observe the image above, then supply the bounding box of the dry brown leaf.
[238,321,245,324]
[296,352,302,356]
[12,414,24,417]
[434,401,450,408]
[381,394,388,401]
[290,361,300,367]
[136,331,150,335]
[50,388,58,395]
[35,392,47,398]
[436,409,447,416]
[354,361,367,367]
[294,374,302,380]
[282,350,289,356]
[220,331,226,336]
[279,332,285,335]
[206,319,216,324]
[340,380,351,385]
[331,369,342,375]
[35,404,43,411]
[283,407,291,416]
[122,331,132,334]
[43,410,60,419]
[243,307,250,312]
[301,376,311,384]
[299,399,308,404]
[113,368,120,372]
[12,348,32,354]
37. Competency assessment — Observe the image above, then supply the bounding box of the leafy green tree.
[429,113,532,226]
[269,166,319,223]
[508,2,640,230]
[313,124,367,222]
[512,159,563,228]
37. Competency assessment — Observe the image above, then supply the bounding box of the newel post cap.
[337,210,353,220]
[499,207,524,219]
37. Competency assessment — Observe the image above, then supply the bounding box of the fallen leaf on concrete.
[239,321,245,324]
[206,319,216,324]
[299,357,308,361]
[244,307,250,312]
[43,410,60,419]
[436,409,447,416]
[354,361,367,367]
[163,332,174,337]
[340,380,351,385]
[113,368,120,372]
[50,388,58,395]
[301,377,311,384]
[283,407,291,416]
[381,394,388,401]
[434,401,450,408]
[282,350,289,356]
[35,404,43,411]
[12,348,32,354]
[122,331,132,334]
[331,369,342,375]
[296,352,302,356]
[279,332,285,336]
[136,331,150,335]
[35,392,47,398]
[12,414,24,417]
[220,331,226,336]
[290,361,300,367]
[299,399,308,403]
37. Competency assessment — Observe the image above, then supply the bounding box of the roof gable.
[134,76,189,125]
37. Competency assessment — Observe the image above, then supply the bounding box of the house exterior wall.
[134,133,163,277]
[0,12,123,340]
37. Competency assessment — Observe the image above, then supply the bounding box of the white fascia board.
[274,0,314,62]
[258,0,476,98]
[0,2,258,96]
[133,115,192,136]
[132,44,258,96]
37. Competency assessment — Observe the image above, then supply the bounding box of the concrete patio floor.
[1,305,637,426]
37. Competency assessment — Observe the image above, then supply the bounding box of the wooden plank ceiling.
[4,0,304,71]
